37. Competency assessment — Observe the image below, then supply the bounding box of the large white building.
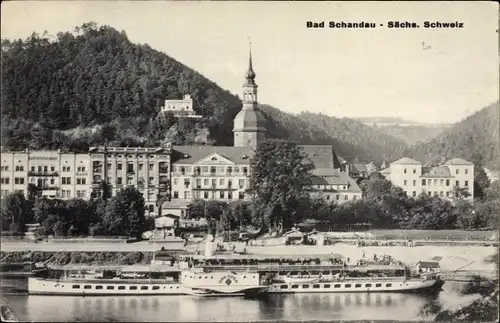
[0,149,91,199]
[87,145,172,214]
[381,157,474,200]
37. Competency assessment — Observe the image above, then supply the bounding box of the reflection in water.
[0,278,483,322]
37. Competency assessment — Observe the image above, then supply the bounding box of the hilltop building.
[160,94,202,118]
[0,46,361,216]
[380,157,474,200]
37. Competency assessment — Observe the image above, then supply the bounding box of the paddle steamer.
[28,237,444,296]
[28,255,443,296]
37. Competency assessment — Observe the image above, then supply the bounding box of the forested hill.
[1,22,241,149]
[296,112,408,162]
[405,102,500,169]
[1,22,406,163]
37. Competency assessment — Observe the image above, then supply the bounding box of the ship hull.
[29,277,444,296]
[28,277,189,296]
[267,278,443,294]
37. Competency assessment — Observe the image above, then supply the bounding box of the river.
[0,278,481,322]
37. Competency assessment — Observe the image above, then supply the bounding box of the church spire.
[245,38,256,85]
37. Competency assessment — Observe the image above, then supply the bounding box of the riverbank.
[1,244,496,272]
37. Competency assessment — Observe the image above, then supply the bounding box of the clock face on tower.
[248,133,253,138]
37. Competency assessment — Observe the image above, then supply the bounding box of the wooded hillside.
[406,102,500,169]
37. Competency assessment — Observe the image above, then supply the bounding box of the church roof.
[233,107,267,132]
[444,158,473,165]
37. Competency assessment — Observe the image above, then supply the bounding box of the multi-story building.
[160,94,202,118]
[170,146,253,203]
[1,146,172,215]
[0,149,91,199]
[308,168,362,203]
[381,157,474,200]
[88,145,172,214]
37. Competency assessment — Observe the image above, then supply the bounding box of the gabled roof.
[298,145,339,170]
[172,146,254,164]
[172,144,341,176]
[391,157,422,165]
[310,170,361,193]
[162,200,193,209]
[416,261,440,268]
[352,163,368,172]
[422,166,452,177]
[444,158,473,166]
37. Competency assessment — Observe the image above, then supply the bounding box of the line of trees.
[0,187,152,239]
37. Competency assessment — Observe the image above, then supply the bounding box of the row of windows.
[404,191,453,198]
[94,162,169,173]
[71,284,172,291]
[281,283,393,289]
[174,191,246,200]
[173,166,249,175]
[324,194,356,201]
[402,179,469,188]
[403,168,469,175]
[1,165,93,173]
[184,275,256,279]
[173,178,246,188]
[313,185,348,190]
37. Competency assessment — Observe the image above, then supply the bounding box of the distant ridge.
[405,102,500,169]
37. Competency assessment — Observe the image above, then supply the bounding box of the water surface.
[0,278,479,322]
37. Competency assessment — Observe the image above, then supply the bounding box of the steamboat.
[28,237,444,297]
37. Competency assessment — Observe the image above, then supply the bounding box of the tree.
[103,187,146,238]
[451,186,471,200]
[0,192,29,234]
[249,139,314,232]
[359,173,393,200]
[228,200,253,229]
[474,165,491,201]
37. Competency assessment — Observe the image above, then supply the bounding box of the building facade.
[88,145,172,214]
[170,147,253,203]
[381,157,474,200]
[0,150,91,199]
[160,94,201,118]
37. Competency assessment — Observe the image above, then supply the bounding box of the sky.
[2,1,499,124]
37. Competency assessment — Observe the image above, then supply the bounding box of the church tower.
[233,43,266,148]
